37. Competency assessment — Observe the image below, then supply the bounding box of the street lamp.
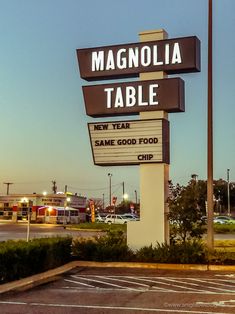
[108,173,112,207]
[123,193,129,201]
[63,196,71,228]
[227,169,230,216]
[21,197,30,242]
[134,190,138,204]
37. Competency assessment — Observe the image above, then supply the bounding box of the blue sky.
[0,0,234,204]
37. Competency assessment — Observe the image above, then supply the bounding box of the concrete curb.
[0,261,235,295]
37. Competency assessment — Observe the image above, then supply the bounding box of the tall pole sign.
[76,30,200,249]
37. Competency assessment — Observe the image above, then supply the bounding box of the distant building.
[0,193,87,222]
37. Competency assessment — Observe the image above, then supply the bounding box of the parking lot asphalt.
[0,263,235,314]
[1,261,235,296]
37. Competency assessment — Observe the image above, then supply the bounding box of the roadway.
[0,221,235,242]
[0,221,104,242]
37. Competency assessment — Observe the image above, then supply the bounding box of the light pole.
[63,196,71,228]
[134,190,138,204]
[123,193,128,212]
[123,193,128,201]
[227,169,230,216]
[207,0,214,249]
[21,197,30,242]
[108,173,112,207]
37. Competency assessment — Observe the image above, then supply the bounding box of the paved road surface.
[0,221,104,242]
[0,267,235,313]
[0,221,235,242]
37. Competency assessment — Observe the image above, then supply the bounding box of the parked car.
[201,216,207,222]
[213,216,235,224]
[104,214,130,224]
[122,213,140,221]
[95,213,108,223]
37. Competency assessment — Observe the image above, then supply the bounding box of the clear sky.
[0,0,234,205]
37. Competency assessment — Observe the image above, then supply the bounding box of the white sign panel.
[88,119,169,166]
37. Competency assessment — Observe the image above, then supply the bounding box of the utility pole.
[122,182,125,202]
[108,173,112,207]
[3,182,13,195]
[227,169,230,216]
[207,0,214,249]
[135,190,138,204]
[52,180,57,194]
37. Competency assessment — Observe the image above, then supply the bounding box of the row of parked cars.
[95,214,235,225]
[202,215,235,224]
[95,213,139,224]
[213,215,235,224]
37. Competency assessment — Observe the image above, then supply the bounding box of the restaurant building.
[0,193,87,222]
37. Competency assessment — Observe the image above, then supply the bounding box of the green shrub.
[0,237,72,284]
[71,238,97,261]
[214,223,235,233]
[72,232,208,264]
[135,240,207,264]
[72,230,134,262]
[207,249,235,265]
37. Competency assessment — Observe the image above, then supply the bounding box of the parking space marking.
[71,274,137,291]
[0,301,27,305]
[197,300,235,307]
[186,278,235,292]
[152,277,207,292]
[95,275,155,289]
[64,278,95,288]
[125,277,176,292]
[0,301,233,314]
[63,275,235,295]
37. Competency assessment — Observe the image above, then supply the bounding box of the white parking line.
[186,278,235,292]
[64,278,95,288]
[0,301,26,305]
[146,277,206,292]
[95,275,153,288]
[71,275,138,291]
[197,300,235,307]
[125,277,176,292]
[0,301,232,314]
[63,275,235,295]
[191,278,235,287]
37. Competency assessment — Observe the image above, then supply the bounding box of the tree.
[168,179,206,243]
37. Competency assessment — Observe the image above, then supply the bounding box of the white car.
[95,213,108,223]
[104,214,129,224]
[213,216,235,224]
[122,213,140,221]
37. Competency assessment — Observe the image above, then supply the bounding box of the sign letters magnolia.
[77,36,200,81]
